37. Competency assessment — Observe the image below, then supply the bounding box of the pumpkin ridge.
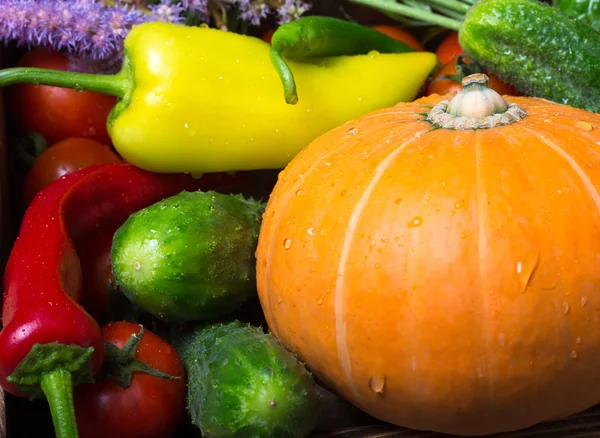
[334,129,432,403]
[520,127,600,397]
[260,126,368,341]
[474,129,496,401]
[523,118,600,152]
[521,127,600,216]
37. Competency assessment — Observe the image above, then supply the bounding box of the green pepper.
[270,16,415,104]
[0,21,436,174]
[553,0,599,32]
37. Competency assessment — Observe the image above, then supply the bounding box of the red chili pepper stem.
[6,343,95,438]
[40,368,79,438]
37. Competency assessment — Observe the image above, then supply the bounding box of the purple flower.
[181,0,210,19]
[276,0,312,24]
[235,0,271,26]
[150,0,186,24]
[0,0,182,63]
[0,0,311,66]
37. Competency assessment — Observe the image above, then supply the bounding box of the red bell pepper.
[0,163,216,438]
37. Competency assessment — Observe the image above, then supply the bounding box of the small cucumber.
[459,0,600,113]
[177,321,321,438]
[111,190,265,322]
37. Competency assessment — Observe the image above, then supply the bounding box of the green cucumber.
[111,190,265,322]
[350,0,600,113]
[177,321,321,438]
[459,0,600,112]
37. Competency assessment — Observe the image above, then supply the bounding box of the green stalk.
[40,369,79,438]
[0,67,127,98]
[431,4,468,20]
[426,0,471,14]
[349,0,464,30]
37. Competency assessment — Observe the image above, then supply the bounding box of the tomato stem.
[0,67,127,98]
[40,368,80,438]
[103,326,182,389]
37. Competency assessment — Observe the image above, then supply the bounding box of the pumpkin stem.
[426,73,526,130]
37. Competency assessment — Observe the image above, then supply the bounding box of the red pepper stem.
[0,67,127,98]
[40,368,79,438]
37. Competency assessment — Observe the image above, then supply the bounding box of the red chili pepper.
[0,163,211,438]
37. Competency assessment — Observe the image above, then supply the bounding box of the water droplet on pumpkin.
[576,336,582,344]
[317,295,324,305]
[395,197,402,205]
[295,189,304,196]
[348,127,358,136]
[368,374,385,394]
[375,263,381,269]
[307,228,314,236]
[515,250,540,294]
[571,350,578,359]
[407,216,423,228]
[461,232,468,239]
[575,121,593,132]
[277,297,283,304]
[283,238,292,249]
[581,296,588,307]
[455,200,464,209]
[563,301,570,315]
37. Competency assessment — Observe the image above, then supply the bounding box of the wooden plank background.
[0,391,5,438]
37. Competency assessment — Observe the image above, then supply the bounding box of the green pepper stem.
[270,48,298,105]
[40,369,79,438]
[0,67,127,98]
[349,0,464,30]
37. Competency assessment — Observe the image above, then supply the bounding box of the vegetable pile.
[0,0,599,437]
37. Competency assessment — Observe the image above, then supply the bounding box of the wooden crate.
[0,1,598,436]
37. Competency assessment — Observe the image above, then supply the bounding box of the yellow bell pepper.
[0,21,436,174]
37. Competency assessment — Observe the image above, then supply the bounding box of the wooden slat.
[0,390,5,438]
[313,405,600,438]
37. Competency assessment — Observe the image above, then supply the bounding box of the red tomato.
[261,28,275,44]
[372,25,425,51]
[23,137,121,204]
[426,55,519,97]
[74,322,187,438]
[7,49,117,146]
[435,31,463,64]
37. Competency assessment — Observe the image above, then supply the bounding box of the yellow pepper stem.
[0,66,128,98]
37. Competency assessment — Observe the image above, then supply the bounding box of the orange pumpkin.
[256,74,600,436]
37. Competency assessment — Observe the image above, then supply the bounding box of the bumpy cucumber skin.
[179,321,321,438]
[111,190,265,322]
[459,0,600,113]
